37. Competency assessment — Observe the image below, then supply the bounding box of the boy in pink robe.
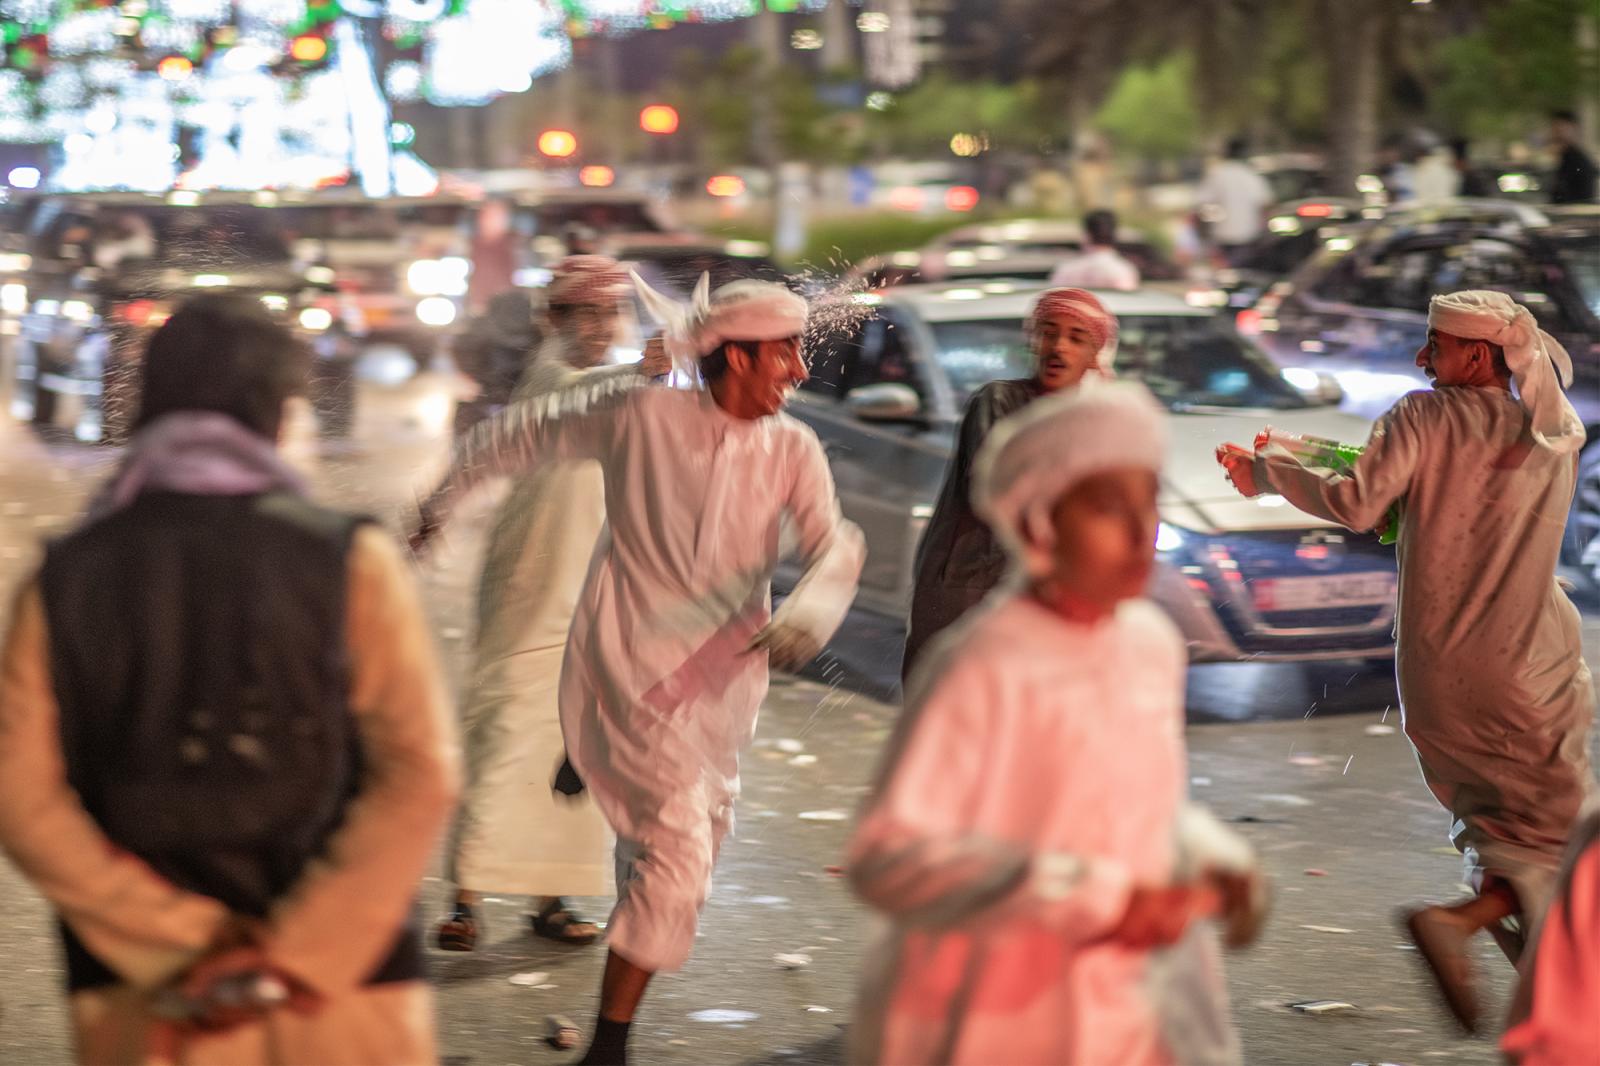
[848,383,1265,1066]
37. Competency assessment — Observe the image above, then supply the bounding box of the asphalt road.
[1,361,1596,1065]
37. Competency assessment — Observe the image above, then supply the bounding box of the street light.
[580,165,616,187]
[640,105,680,135]
[538,129,579,158]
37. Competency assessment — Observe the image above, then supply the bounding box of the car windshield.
[929,314,1312,410]
[1554,237,1600,317]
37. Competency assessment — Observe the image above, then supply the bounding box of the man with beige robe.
[440,256,668,950]
[1219,289,1595,1032]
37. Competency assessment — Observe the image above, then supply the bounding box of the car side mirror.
[846,382,922,422]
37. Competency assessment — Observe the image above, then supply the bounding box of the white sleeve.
[769,431,864,645]
[422,371,641,527]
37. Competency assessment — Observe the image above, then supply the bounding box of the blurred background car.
[2,192,334,442]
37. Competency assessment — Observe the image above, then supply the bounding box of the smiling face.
[1031,312,1102,392]
[1415,328,1500,388]
[554,298,625,368]
[725,335,809,418]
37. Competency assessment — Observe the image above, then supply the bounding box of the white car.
[789,282,1398,663]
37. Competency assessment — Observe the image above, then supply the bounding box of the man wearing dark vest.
[0,295,460,1064]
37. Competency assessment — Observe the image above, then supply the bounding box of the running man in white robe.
[1218,290,1595,1032]
[851,383,1266,1066]
[411,276,864,1065]
[438,256,669,952]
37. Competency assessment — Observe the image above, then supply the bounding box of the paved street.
[2,365,1597,1066]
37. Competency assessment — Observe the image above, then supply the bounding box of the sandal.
[436,903,479,952]
[529,900,601,946]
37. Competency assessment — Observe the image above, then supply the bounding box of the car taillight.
[1235,308,1262,335]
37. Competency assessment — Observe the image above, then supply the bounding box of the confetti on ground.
[508,971,551,987]
[776,738,806,753]
[1304,868,1329,877]
[804,1005,833,1013]
[773,952,813,969]
[1300,925,1356,934]
[1365,724,1397,736]
[1257,793,1315,807]
[1289,755,1326,767]
[749,895,790,906]
[788,754,818,767]
[799,809,849,821]
[1191,776,1213,786]
[689,1009,761,1024]
[823,864,845,876]
[545,1014,580,1050]
[1288,1000,1358,1013]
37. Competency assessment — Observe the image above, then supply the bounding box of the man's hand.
[1215,443,1261,498]
[1205,867,1269,949]
[172,945,320,1032]
[639,337,673,378]
[1109,884,1216,950]
[749,623,823,671]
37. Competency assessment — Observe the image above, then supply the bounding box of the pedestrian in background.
[1218,290,1594,1033]
[0,295,460,1064]
[437,256,669,953]
[1546,109,1598,204]
[411,275,864,1065]
[902,288,1117,683]
[1197,138,1273,264]
[851,383,1265,1066]
[1049,208,1141,292]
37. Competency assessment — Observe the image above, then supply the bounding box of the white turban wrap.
[1427,290,1586,454]
[973,381,1169,578]
[631,271,809,373]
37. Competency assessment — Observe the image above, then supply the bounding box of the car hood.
[1161,404,1376,533]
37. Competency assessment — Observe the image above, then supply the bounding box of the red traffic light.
[945,185,980,212]
[640,105,680,135]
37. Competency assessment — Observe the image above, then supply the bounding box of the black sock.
[576,1016,630,1066]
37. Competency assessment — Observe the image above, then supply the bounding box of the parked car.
[788,282,1398,662]
[1243,202,1600,585]
[4,192,333,441]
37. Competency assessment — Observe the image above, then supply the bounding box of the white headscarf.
[1427,290,1586,454]
[632,271,808,373]
[973,381,1168,578]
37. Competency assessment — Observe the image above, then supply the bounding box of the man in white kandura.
[411,274,864,1066]
[1218,290,1595,1033]
[437,256,669,952]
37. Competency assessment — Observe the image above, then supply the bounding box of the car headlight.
[407,259,443,295]
[1156,522,1187,553]
[416,296,457,327]
[0,282,27,316]
[408,259,469,298]
[299,307,333,332]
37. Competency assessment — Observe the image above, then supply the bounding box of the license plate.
[1252,572,1395,612]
